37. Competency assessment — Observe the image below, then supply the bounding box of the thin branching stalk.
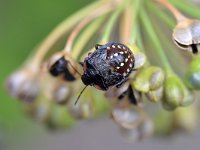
[140,8,173,73]
[64,0,120,53]
[156,0,186,22]
[100,4,125,43]
[130,0,142,44]
[119,2,133,44]
[72,17,106,59]
[148,1,175,28]
[31,0,109,67]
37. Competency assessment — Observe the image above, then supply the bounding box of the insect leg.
[95,44,103,50]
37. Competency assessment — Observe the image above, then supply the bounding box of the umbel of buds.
[173,19,200,54]
[6,66,39,102]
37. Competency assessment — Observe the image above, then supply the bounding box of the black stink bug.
[81,42,135,91]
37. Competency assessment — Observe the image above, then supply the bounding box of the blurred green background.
[0,0,91,146]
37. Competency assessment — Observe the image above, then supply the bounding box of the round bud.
[6,67,39,102]
[185,58,200,90]
[173,19,200,54]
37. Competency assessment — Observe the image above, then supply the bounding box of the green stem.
[72,16,106,59]
[130,0,142,44]
[140,8,173,73]
[148,1,175,28]
[64,0,118,53]
[119,2,133,44]
[31,0,109,66]
[170,0,200,19]
[150,12,187,75]
[100,4,125,43]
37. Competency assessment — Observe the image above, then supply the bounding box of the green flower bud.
[133,66,165,92]
[146,86,163,103]
[185,58,200,90]
[47,104,75,129]
[172,106,198,132]
[163,74,194,111]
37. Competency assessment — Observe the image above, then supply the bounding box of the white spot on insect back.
[128,55,130,58]
[116,66,120,69]
[129,64,132,68]
[119,51,124,54]
[118,45,121,49]
[112,45,115,48]
[110,55,113,59]
[107,47,110,50]
[123,73,126,76]
[127,68,130,72]
[123,46,126,49]
[125,51,128,54]
[114,53,118,56]
[130,59,133,62]
[125,58,128,62]
[120,63,124,66]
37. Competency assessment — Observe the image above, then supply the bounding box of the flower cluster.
[6,0,200,141]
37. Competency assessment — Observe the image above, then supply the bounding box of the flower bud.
[68,96,95,119]
[106,83,142,106]
[162,74,194,111]
[172,106,198,132]
[119,127,140,142]
[185,58,200,90]
[111,106,144,129]
[133,66,165,92]
[173,19,200,54]
[47,51,79,81]
[146,86,163,103]
[47,104,75,129]
[6,67,39,102]
[24,98,52,122]
[137,116,154,140]
[119,114,153,142]
[52,83,72,104]
[128,44,146,69]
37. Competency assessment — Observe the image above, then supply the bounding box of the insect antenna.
[74,85,88,105]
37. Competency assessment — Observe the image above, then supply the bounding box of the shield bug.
[75,42,135,104]
[81,42,135,90]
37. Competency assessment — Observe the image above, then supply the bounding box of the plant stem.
[155,0,186,22]
[170,0,200,19]
[31,0,109,67]
[130,0,142,45]
[64,0,119,53]
[148,1,175,28]
[140,8,173,73]
[119,1,133,44]
[150,12,187,75]
[100,4,125,43]
[72,17,106,59]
